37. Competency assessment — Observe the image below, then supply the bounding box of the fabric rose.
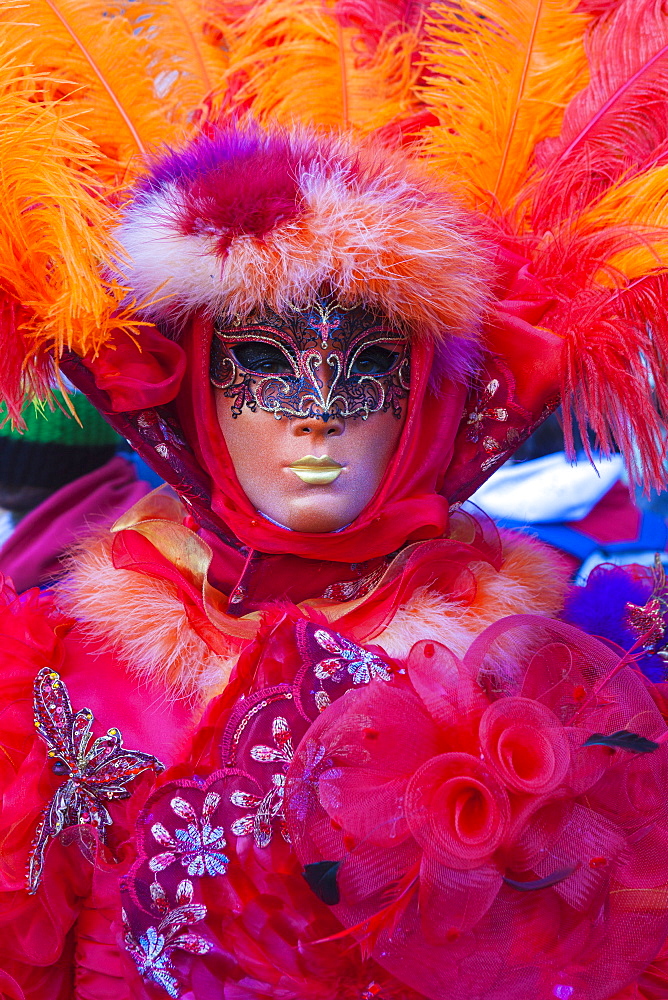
[314,684,444,848]
[478,696,570,796]
[404,752,510,869]
[286,615,668,1000]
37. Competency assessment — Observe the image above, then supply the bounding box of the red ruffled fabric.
[286,617,668,1000]
[0,578,193,999]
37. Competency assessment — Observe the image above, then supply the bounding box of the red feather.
[511,0,668,489]
[533,0,668,228]
[314,861,420,959]
[0,293,56,425]
[574,0,625,16]
[533,240,668,486]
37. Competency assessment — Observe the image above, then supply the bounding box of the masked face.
[211,299,410,532]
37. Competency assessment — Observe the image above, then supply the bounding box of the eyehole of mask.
[350,345,400,376]
[229,341,293,375]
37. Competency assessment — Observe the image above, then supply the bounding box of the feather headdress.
[1,0,668,491]
[113,124,489,356]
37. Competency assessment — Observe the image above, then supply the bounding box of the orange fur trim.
[55,526,569,703]
[56,533,242,703]
[376,529,570,660]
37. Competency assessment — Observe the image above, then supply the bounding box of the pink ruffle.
[286,616,668,1000]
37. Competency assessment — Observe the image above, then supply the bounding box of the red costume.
[2,3,668,999]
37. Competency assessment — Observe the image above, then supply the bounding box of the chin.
[265,493,362,533]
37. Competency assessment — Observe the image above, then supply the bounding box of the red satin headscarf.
[66,247,562,572]
[174,315,466,563]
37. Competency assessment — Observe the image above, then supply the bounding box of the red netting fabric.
[285,616,668,1000]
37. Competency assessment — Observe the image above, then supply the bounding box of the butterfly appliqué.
[28,667,164,893]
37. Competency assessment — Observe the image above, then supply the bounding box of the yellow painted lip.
[288,455,344,485]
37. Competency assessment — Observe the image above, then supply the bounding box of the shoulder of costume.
[376,527,571,660]
[54,488,247,704]
[52,490,572,702]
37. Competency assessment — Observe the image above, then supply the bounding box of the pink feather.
[528,228,668,487]
[533,0,668,228]
[332,0,430,43]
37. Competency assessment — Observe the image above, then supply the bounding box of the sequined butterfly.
[28,667,164,892]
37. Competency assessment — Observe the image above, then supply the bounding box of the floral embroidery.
[149,792,229,877]
[250,715,294,763]
[230,716,294,847]
[28,667,163,893]
[313,629,392,684]
[465,379,508,443]
[315,689,331,712]
[321,562,387,602]
[123,880,211,999]
[290,740,341,822]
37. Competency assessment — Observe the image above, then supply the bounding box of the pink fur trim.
[55,527,569,702]
[115,126,491,352]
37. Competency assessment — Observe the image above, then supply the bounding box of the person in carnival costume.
[2,1,668,998]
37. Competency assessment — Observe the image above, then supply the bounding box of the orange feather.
[0,0,230,186]
[214,0,424,134]
[417,0,592,215]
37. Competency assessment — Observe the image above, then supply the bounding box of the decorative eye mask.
[210,299,410,420]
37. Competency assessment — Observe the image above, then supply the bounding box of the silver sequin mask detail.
[210,299,410,421]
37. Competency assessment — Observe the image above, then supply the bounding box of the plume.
[0,0,231,186]
[544,258,668,486]
[532,0,668,230]
[517,0,668,489]
[416,0,593,214]
[574,0,624,14]
[333,0,430,45]
[214,0,425,134]
[0,82,139,419]
[413,0,668,488]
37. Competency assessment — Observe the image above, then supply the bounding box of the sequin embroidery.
[313,628,393,684]
[28,667,164,893]
[230,715,294,847]
[211,298,410,421]
[122,620,396,994]
[122,880,211,999]
[625,555,668,651]
[149,793,229,877]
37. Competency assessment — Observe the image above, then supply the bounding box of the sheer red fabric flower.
[285,617,668,1000]
[405,752,510,868]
